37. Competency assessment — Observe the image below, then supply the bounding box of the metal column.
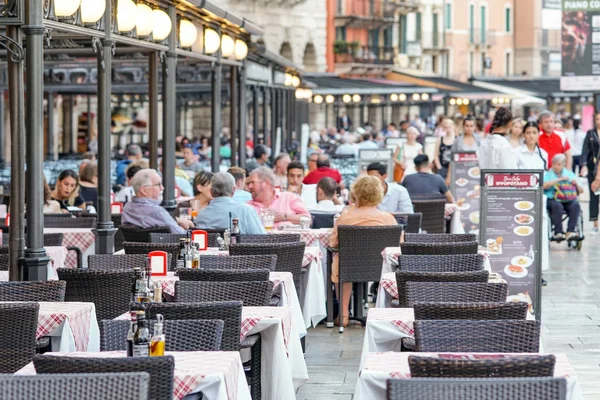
[7,26,25,281]
[237,64,247,168]
[47,92,54,160]
[252,86,259,148]
[211,58,222,173]
[270,89,277,161]
[23,0,49,280]
[93,1,116,254]
[229,66,238,167]
[280,89,287,153]
[262,87,269,147]
[160,6,177,212]
[0,91,4,166]
[148,53,159,170]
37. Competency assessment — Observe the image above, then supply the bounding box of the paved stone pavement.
[299,206,600,400]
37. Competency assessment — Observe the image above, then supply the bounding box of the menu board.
[480,171,544,321]
[450,152,481,236]
[358,149,393,181]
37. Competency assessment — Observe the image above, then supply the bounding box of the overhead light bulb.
[412,93,420,101]
[314,95,323,104]
[342,94,351,103]
[221,34,235,57]
[204,28,220,54]
[421,93,430,101]
[325,95,335,104]
[135,3,153,37]
[152,9,172,42]
[179,20,197,48]
[399,93,407,101]
[117,0,137,32]
[80,0,105,23]
[234,39,248,60]
[390,94,398,102]
[291,76,301,88]
[449,98,456,105]
[54,0,81,18]
[352,94,361,103]
[284,73,293,86]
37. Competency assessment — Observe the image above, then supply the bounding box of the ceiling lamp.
[313,95,323,104]
[152,9,172,42]
[325,95,335,104]
[135,3,153,37]
[352,94,361,103]
[498,98,505,104]
[284,73,293,86]
[291,76,301,88]
[54,0,81,18]
[464,99,470,105]
[221,34,235,58]
[421,93,430,101]
[117,0,137,32]
[179,20,197,48]
[399,93,407,102]
[390,94,398,102]
[412,93,420,101]
[204,28,220,54]
[492,98,499,104]
[456,98,463,105]
[371,97,381,104]
[449,98,456,105]
[234,39,248,60]
[80,0,105,23]
[342,94,351,103]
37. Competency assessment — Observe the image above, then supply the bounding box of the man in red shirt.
[538,111,572,170]
[303,154,342,185]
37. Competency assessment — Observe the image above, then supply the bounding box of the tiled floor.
[299,207,600,400]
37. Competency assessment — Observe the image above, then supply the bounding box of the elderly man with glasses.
[122,169,194,234]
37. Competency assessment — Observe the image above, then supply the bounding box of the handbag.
[393,146,405,183]
[554,181,578,202]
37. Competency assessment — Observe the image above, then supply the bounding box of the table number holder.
[148,251,168,276]
[191,230,208,250]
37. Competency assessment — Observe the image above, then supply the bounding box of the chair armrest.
[327,246,339,253]
[66,246,82,269]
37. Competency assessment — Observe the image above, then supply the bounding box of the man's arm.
[565,149,573,171]
[444,190,455,204]
[244,206,267,234]
[397,188,414,213]
[153,208,187,234]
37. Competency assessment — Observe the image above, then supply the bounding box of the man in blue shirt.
[366,162,414,213]
[116,144,143,186]
[194,172,265,234]
[228,167,253,203]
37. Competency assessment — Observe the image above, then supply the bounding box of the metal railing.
[334,45,394,65]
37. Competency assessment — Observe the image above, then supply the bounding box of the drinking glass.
[261,209,275,231]
[179,208,191,221]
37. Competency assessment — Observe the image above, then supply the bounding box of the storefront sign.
[480,170,544,320]
[450,151,480,235]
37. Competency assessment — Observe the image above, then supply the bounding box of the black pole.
[238,63,247,168]
[0,91,5,166]
[23,0,49,280]
[229,66,238,167]
[7,26,25,281]
[262,87,269,148]
[86,95,92,149]
[252,86,259,148]
[46,92,54,160]
[270,88,277,162]
[280,89,287,152]
[211,57,222,173]
[148,53,159,170]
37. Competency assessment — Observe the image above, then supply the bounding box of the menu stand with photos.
[479,170,544,321]
[449,151,481,235]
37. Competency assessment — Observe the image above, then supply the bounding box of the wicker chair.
[239,233,301,244]
[149,232,220,247]
[338,225,403,331]
[177,268,270,282]
[57,269,135,322]
[0,372,150,400]
[0,254,8,271]
[398,254,484,272]
[229,242,305,292]
[0,281,66,301]
[44,216,97,228]
[408,354,556,378]
[41,233,64,247]
[405,282,509,305]
[194,255,277,271]
[174,281,274,306]
[386,377,567,400]
[33,355,174,400]
[404,233,477,243]
[392,213,422,233]
[119,225,170,243]
[395,270,489,307]
[311,212,335,229]
[112,214,125,252]
[400,241,479,255]
[0,303,38,373]
[414,320,541,353]
[99,319,224,351]
[123,242,179,271]
[413,302,529,320]
[88,254,173,270]
[411,199,446,233]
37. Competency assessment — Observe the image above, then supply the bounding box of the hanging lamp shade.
[204,28,220,54]
[179,20,198,48]
[152,9,172,41]
[291,76,300,88]
[220,34,235,58]
[117,0,137,32]
[80,0,105,23]
[135,3,154,37]
[54,0,81,18]
[284,73,293,87]
[325,95,335,104]
[313,95,323,104]
[234,39,248,60]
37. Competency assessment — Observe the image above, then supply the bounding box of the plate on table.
[514,214,534,225]
[455,178,469,187]
[507,292,533,312]
[469,211,480,224]
[468,167,481,178]
[504,264,528,278]
[511,255,533,268]
[513,226,534,236]
[514,201,534,211]
[467,190,480,199]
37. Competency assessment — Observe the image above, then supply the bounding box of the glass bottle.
[223,228,231,250]
[178,238,187,261]
[153,281,163,303]
[192,243,200,269]
[132,267,142,301]
[126,310,138,357]
[150,314,165,357]
[231,218,240,245]
[132,311,150,357]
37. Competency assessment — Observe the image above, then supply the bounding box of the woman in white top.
[393,126,423,178]
[477,107,518,170]
[508,117,524,149]
[565,117,586,173]
[516,122,548,170]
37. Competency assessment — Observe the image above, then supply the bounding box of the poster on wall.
[449,152,480,236]
[560,0,600,90]
[480,171,544,321]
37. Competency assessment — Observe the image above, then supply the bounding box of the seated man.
[286,161,317,208]
[366,162,414,213]
[178,145,203,179]
[303,154,343,185]
[401,154,454,203]
[228,166,253,203]
[543,153,583,240]
[247,166,312,227]
[194,172,265,234]
[122,169,194,234]
[310,177,344,213]
[115,161,148,203]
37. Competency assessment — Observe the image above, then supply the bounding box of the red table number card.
[191,230,208,250]
[148,251,168,276]
[5,213,9,227]
[111,202,123,214]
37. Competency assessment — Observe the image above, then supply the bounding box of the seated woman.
[543,153,584,240]
[51,170,86,212]
[329,175,398,327]
[79,162,98,211]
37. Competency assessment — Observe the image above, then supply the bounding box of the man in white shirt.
[357,133,379,150]
[366,162,414,213]
[310,177,345,213]
[286,161,317,208]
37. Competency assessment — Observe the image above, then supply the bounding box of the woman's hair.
[351,176,384,207]
[552,153,567,165]
[79,162,98,184]
[522,122,546,166]
[55,169,80,206]
[44,176,52,205]
[193,170,214,196]
[490,107,513,132]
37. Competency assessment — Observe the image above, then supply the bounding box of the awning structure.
[305,74,436,97]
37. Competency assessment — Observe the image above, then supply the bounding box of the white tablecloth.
[445,204,466,234]
[44,228,95,268]
[355,352,583,400]
[0,247,68,281]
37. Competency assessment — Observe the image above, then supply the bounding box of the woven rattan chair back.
[400,241,479,255]
[174,281,273,306]
[112,214,125,252]
[405,233,477,243]
[392,213,422,233]
[33,355,174,400]
[311,212,335,229]
[386,377,567,400]
[413,301,529,320]
[395,270,489,307]
[149,232,220,248]
[142,301,242,352]
[0,254,8,271]
[229,242,305,292]
[398,254,484,272]
[405,282,508,305]
[239,234,302,244]
[120,225,171,243]
[194,255,277,271]
[177,268,271,282]
[41,233,64,246]
[0,372,150,400]
[123,242,179,271]
[338,225,402,283]
[88,254,173,270]
[0,303,38,373]
[408,354,556,378]
[57,269,135,322]
[411,199,446,233]
[414,320,541,353]
[44,216,96,228]
[99,319,224,352]
[0,281,66,301]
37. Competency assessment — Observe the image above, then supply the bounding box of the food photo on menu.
[452,156,481,234]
